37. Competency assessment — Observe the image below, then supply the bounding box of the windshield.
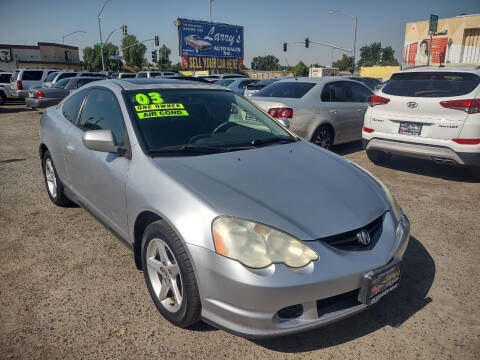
[125,89,293,155]
[383,72,480,97]
[11,71,19,81]
[46,72,59,82]
[54,78,70,88]
[253,81,316,98]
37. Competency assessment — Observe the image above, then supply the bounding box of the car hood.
[152,141,389,240]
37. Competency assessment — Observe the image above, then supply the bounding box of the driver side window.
[78,89,126,145]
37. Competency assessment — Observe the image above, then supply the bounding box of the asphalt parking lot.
[0,103,479,359]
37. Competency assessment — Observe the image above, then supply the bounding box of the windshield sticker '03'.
[135,103,185,112]
[135,92,164,105]
[137,109,189,119]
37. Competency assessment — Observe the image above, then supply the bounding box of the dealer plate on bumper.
[358,261,402,305]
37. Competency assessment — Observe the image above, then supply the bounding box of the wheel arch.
[39,143,49,161]
[132,210,197,273]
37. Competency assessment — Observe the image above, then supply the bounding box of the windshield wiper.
[149,144,253,155]
[248,137,298,147]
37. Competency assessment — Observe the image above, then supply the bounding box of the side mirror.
[82,130,119,153]
[277,118,290,128]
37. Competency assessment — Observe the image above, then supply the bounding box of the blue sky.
[0,0,479,66]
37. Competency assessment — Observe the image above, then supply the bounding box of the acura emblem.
[356,230,371,246]
[407,101,418,108]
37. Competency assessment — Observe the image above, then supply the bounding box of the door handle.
[66,144,75,152]
[328,109,337,114]
[356,109,364,112]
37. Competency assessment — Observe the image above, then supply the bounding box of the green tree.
[82,42,119,71]
[158,44,172,68]
[332,55,354,71]
[121,35,146,67]
[251,55,280,71]
[358,42,399,67]
[170,62,183,72]
[293,61,308,76]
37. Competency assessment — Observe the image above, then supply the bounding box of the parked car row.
[13,64,477,341]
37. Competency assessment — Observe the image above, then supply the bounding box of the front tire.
[312,124,334,150]
[141,220,201,328]
[0,92,6,105]
[41,150,72,206]
[366,149,392,164]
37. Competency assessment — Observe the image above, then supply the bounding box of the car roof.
[92,78,229,91]
[398,65,480,75]
[275,76,364,85]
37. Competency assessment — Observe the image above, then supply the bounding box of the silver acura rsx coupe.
[39,78,410,338]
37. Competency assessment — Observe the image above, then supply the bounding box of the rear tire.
[141,220,201,328]
[366,149,392,164]
[41,150,72,207]
[312,125,334,150]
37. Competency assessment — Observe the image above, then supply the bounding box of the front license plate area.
[399,122,422,135]
[358,261,402,305]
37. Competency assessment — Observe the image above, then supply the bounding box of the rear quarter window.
[21,71,43,81]
[254,82,316,98]
[0,73,11,83]
[62,88,89,123]
[383,72,480,97]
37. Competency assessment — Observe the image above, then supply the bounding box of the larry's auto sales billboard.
[177,18,244,70]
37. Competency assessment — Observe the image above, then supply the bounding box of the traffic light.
[154,36,159,46]
[152,50,157,63]
[379,49,384,64]
[122,24,127,36]
[305,38,309,48]
[283,42,287,52]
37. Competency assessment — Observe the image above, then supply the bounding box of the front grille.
[316,289,361,318]
[319,214,384,251]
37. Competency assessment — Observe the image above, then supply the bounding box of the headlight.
[349,162,402,222]
[212,216,318,269]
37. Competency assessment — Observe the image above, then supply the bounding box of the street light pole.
[329,10,357,74]
[97,0,112,73]
[62,30,87,44]
[209,0,213,22]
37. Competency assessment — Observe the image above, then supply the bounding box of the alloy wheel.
[45,158,57,199]
[314,126,333,149]
[146,238,183,313]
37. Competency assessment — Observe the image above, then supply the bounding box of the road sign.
[429,14,438,34]
[110,55,124,60]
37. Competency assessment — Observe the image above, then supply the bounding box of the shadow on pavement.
[332,140,364,156]
[375,156,479,183]
[252,236,434,352]
[0,104,35,114]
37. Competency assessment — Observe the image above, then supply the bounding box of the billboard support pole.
[427,32,432,66]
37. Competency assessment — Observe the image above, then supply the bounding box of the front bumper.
[188,213,410,338]
[25,97,59,109]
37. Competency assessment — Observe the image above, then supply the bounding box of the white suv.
[362,66,480,176]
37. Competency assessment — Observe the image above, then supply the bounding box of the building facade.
[403,14,480,67]
[0,42,81,72]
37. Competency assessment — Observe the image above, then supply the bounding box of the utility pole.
[329,10,357,74]
[97,0,113,73]
[209,0,213,22]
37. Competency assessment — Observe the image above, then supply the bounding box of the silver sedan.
[39,78,409,338]
[251,77,373,149]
